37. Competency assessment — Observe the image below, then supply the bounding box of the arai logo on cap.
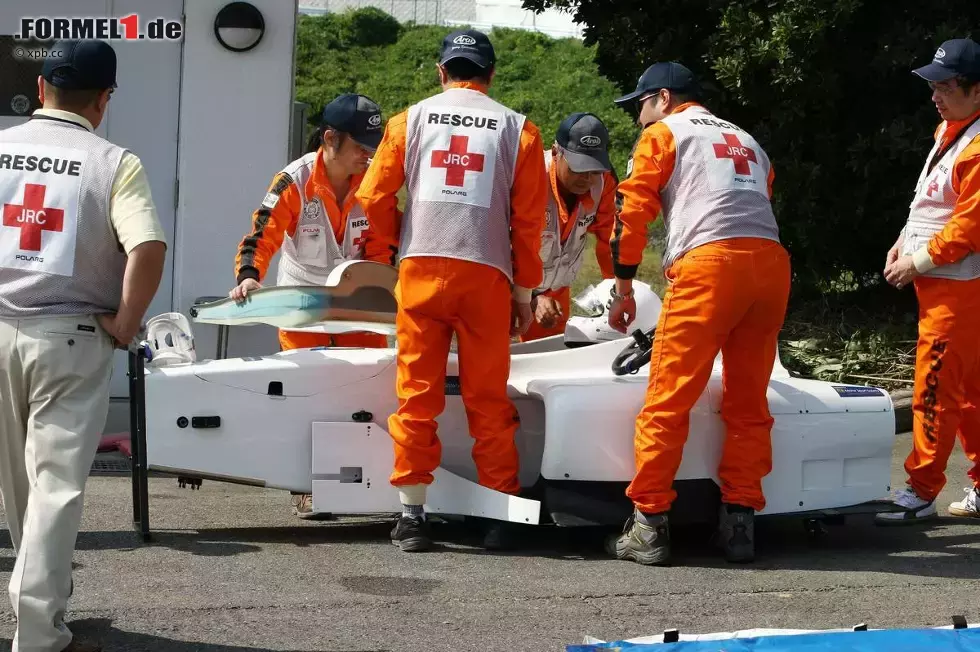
[935,47,947,60]
[368,113,382,127]
[580,135,601,148]
[453,35,477,45]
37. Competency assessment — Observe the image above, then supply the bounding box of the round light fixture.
[214,2,265,52]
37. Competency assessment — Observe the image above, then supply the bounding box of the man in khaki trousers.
[0,40,167,652]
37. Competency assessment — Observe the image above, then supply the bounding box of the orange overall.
[521,158,616,342]
[234,147,388,351]
[613,103,790,514]
[903,110,980,501]
[356,81,548,496]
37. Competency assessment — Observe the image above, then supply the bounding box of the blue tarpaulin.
[567,627,980,652]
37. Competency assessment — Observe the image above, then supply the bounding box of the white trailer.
[0,0,303,400]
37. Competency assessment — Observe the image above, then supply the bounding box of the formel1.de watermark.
[15,15,183,43]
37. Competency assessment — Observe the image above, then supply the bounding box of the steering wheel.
[611,327,656,376]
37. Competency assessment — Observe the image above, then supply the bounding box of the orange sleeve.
[355,112,407,266]
[509,120,548,293]
[611,123,676,279]
[926,140,980,266]
[234,171,300,283]
[767,164,775,199]
[588,170,617,279]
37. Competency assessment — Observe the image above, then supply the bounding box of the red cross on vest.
[431,135,485,187]
[713,133,758,176]
[927,179,940,197]
[353,233,367,249]
[2,183,65,251]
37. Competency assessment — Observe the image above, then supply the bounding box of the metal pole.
[128,350,140,525]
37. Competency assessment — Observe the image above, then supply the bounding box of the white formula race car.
[126,261,901,540]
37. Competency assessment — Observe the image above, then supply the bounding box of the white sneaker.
[948,486,980,518]
[874,486,938,525]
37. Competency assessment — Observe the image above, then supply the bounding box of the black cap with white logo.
[555,112,612,173]
[439,29,496,70]
[913,38,980,82]
[614,61,700,107]
[320,93,384,151]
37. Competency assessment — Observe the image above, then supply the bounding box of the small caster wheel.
[804,518,827,541]
[178,477,203,490]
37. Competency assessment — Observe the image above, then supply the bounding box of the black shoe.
[605,511,671,566]
[391,514,432,552]
[482,520,524,550]
[717,503,755,563]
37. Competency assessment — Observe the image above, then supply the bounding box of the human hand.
[97,313,140,349]
[885,232,904,269]
[884,255,919,290]
[230,278,262,302]
[533,295,563,329]
[608,295,637,333]
[511,299,533,337]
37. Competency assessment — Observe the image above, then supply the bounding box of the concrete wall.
[172,0,299,363]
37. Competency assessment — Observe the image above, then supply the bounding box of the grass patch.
[570,237,666,309]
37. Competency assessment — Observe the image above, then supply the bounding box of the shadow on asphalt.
[2,513,976,579]
[0,617,390,652]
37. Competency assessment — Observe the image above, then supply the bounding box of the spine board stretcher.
[127,262,906,541]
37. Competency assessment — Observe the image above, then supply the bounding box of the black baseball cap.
[614,61,700,107]
[321,93,384,150]
[556,112,612,173]
[912,38,980,82]
[439,29,496,70]
[41,39,117,90]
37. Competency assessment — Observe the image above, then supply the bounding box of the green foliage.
[293,9,638,176]
[777,286,919,388]
[521,0,980,297]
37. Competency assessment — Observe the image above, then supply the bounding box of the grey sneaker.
[874,486,937,525]
[605,511,670,566]
[391,514,432,552]
[717,503,755,563]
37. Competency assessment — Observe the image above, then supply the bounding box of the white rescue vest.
[654,106,780,270]
[275,152,370,287]
[401,87,525,281]
[0,115,128,317]
[900,119,980,280]
[537,150,604,292]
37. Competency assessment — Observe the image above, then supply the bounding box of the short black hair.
[305,123,350,154]
[443,58,492,84]
[43,80,106,113]
[670,88,702,104]
[955,74,980,91]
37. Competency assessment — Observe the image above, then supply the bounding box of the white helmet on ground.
[143,312,197,366]
[563,279,662,345]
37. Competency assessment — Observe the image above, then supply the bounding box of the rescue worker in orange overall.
[605,62,791,565]
[522,112,617,342]
[231,93,389,519]
[356,29,548,552]
[876,38,980,524]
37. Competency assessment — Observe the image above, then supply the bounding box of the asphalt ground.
[1,432,979,651]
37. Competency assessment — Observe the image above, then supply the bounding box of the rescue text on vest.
[1,144,85,277]
[418,107,502,209]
